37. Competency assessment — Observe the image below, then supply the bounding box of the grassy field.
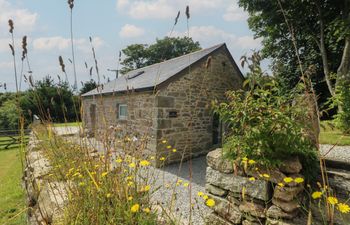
[0,147,26,225]
[319,121,350,146]
[53,121,82,127]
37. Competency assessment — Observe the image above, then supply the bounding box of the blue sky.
[0,0,264,92]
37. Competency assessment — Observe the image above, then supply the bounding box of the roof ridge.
[121,43,225,76]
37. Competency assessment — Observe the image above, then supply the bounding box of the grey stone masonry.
[204,148,310,225]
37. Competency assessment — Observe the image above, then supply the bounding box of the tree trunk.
[316,1,335,96]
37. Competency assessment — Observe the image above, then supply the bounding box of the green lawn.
[53,121,82,127]
[0,148,26,225]
[319,121,350,146]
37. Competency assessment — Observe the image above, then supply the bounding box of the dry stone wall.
[24,134,68,225]
[205,148,307,225]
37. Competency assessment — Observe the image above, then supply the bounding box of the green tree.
[20,76,79,123]
[80,79,97,95]
[0,99,19,130]
[120,36,201,74]
[238,0,350,132]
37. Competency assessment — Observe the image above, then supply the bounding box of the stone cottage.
[81,43,244,164]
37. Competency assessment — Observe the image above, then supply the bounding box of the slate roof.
[82,43,242,97]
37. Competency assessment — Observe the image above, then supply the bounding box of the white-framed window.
[118,104,127,120]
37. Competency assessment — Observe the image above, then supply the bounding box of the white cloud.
[0,0,38,35]
[236,36,262,49]
[172,26,261,50]
[223,3,248,22]
[116,0,227,19]
[119,24,145,38]
[32,36,104,52]
[116,0,130,10]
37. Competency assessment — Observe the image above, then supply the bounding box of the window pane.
[119,104,127,119]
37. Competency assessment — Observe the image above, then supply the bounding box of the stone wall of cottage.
[82,92,157,154]
[155,48,243,163]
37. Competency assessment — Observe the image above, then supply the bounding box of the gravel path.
[54,127,209,224]
[320,144,350,163]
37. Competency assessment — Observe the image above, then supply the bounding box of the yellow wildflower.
[78,182,85,186]
[130,204,140,213]
[206,199,215,207]
[172,149,177,153]
[115,158,123,163]
[197,191,204,197]
[283,177,294,183]
[101,172,108,177]
[294,177,304,183]
[263,174,270,179]
[160,157,166,161]
[106,193,112,198]
[128,196,133,201]
[140,160,150,166]
[242,157,248,161]
[91,171,96,175]
[166,145,172,149]
[248,159,256,165]
[327,197,338,205]
[203,195,209,200]
[249,177,255,181]
[127,181,134,186]
[150,156,155,160]
[311,191,322,199]
[143,207,151,213]
[183,182,189,187]
[277,183,284,188]
[162,140,167,144]
[337,203,350,214]
[94,165,99,169]
[129,162,136,168]
[144,185,151,191]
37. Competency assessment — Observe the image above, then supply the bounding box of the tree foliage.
[20,76,79,123]
[120,36,201,74]
[238,0,350,131]
[80,79,97,95]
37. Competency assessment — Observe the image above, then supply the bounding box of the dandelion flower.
[115,158,123,163]
[172,149,177,153]
[327,197,338,205]
[183,182,189,187]
[283,177,293,183]
[249,177,255,181]
[78,182,85,186]
[206,199,215,207]
[337,203,350,214]
[311,191,322,199]
[128,196,133,201]
[131,204,140,213]
[242,157,248,161]
[140,160,150,166]
[127,181,134,186]
[277,183,284,188]
[294,177,304,183]
[160,157,166,161]
[203,195,209,200]
[143,207,151,213]
[166,145,172,149]
[197,191,204,197]
[129,162,136,168]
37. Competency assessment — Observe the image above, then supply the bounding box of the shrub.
[213,55,318,178]
[333,79,350,134]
